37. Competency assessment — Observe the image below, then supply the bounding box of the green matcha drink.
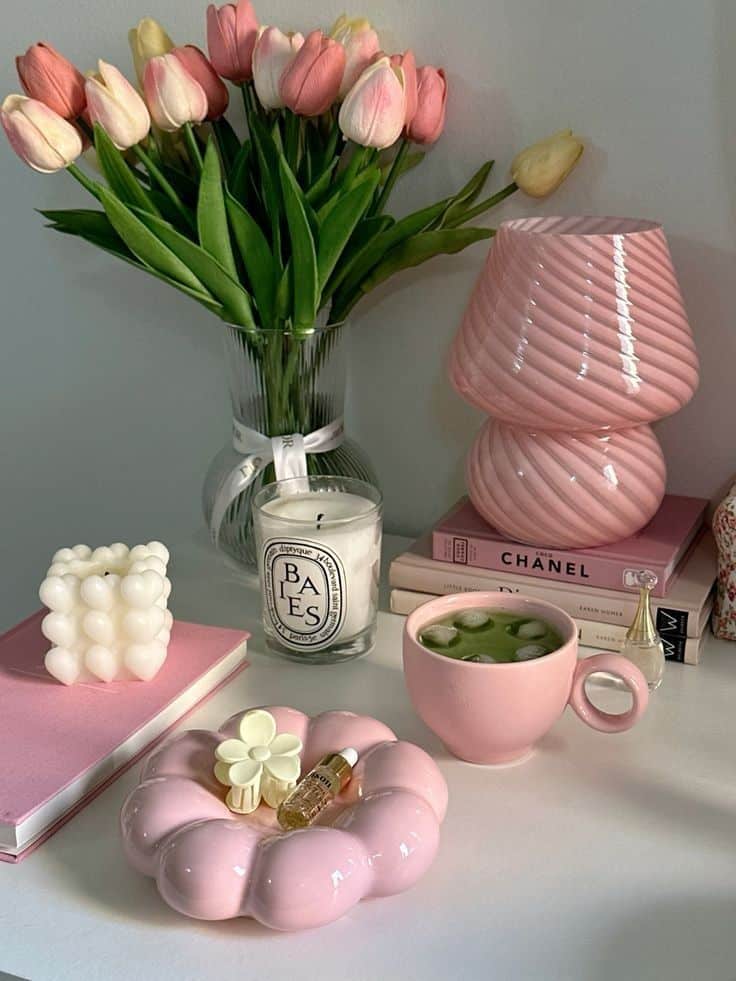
[419,609,563,663]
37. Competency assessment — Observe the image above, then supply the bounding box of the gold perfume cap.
[625,570,658,644]
[319,748,358,790]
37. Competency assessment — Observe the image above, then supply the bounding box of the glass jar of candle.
[202,319,378,571]
[253,476,383,664]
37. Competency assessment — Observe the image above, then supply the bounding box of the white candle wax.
[256,490,381,653]
[39,541,173,685]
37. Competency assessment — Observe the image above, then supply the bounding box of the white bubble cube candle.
[39,541,173,685]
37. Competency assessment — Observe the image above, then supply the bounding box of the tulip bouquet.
[2,4,583,565]
[3,4,584,329]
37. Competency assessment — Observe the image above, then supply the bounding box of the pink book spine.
[431,530,669,596]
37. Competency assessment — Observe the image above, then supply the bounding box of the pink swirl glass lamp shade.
[450,217,699,548]
[120,707,447,931]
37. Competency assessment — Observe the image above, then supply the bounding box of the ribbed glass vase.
[202,320,378,569]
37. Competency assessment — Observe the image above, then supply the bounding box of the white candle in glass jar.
[254,480,382,658]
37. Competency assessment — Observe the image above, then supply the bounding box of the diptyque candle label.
[263,539,346,649]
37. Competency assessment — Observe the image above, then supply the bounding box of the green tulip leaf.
[316,168,380,290]
[305,158,338,207]
[439,159,495,228]
[213,118,241,174]
[98,187,207,295]
[321,214,393,302]
[146,190,195,234]
[278,155,318,327]
[366,226,494,285]
[301,118,339,188]
[159,161,200,204]
[275,260,293,321]
[334,227,495,321]
[316,166,380,225]
[48,223,133,259]
[77,235,223,314]
[39,209,127,252]
[228,139,251,200]
[132,207,256,328]
[198,139,238,278]
[379,149,425,183]
[94,124,160,216]
[47,210,225,316]
[225,190,277,327]
[329,198,451,306]
[250,116,283,253]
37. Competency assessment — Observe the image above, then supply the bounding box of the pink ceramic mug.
[403,592,649,765]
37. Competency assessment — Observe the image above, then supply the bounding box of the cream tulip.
[330,15,380,99]
[85,61,151,150]
[129,17,175,87]
[252,27,304,110]
[338,56,405,150]
[1,94,82,172]
[511,129,584,198]
[143,54,208,132]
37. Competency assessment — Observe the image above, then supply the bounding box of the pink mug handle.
[568,653,649,733]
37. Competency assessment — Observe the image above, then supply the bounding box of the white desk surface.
[2,533,736,981]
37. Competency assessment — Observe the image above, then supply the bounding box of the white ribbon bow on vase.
[209,416,345,543]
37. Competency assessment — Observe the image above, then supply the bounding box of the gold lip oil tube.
[277,747,358,830]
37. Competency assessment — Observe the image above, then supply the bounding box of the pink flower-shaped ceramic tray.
[120,707,448,931]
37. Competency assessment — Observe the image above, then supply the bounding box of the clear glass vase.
[202,321,378,570]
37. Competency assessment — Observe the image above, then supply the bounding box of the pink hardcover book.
[0,613,249,863]
[432,495,708,597]
[392,530,716,636]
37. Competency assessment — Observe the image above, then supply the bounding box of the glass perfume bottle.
[620,570,665,691]
[277,748,358,830]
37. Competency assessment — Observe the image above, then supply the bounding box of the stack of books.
[389,495,716,665]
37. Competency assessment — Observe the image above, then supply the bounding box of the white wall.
[1,0,734,630]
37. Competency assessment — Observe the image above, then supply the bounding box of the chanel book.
[0,615,249,862]
[432,495,707,597]
[391,530,715,637]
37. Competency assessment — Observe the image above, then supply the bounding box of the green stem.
[66,162,101,200]
[370,138,409,216]
[241,82,262,130]
[241,83,252,131]
[285,111,300,172]
[278,339,303,426]
[182,123,203,173]
[132,144,196,232]
[446,181,518,228]
[340,143,369,189]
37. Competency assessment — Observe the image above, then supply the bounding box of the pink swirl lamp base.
[120,707,448,931]
[466,419,666,548]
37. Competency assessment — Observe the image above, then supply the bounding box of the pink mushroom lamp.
[450,216,699,548]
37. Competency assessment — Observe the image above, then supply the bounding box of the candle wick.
[316,512,325,530]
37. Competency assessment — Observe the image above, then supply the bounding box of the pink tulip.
[143,54,208,133]
[16,42,86,121]
[85,61,150,150]
[330,16,380,99]
[173,45,229,120]
[338,56,406,150]
[206,0,259,83]
[252,27,304,110]
[406,66,447,145]
[389,50,417,129]
[1,94,82,172]
[279,30,346,117]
